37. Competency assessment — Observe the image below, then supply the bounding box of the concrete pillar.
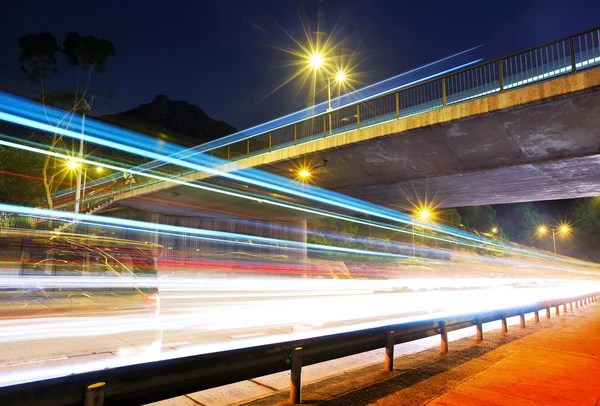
[546,308,551,319]
[555,306,560,316]
[501,317,508,334]
[563,303,568,313]
[570,302,574,311]
[520,311,526,328]
[534,310,540,323]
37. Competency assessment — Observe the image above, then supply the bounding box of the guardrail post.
[442,78,447,107]
[395,92,400,119]
[534,310,540,323]
[476,317,483,341]
[498,60,504,91]
[501,316,508,334]
[293,124,297,146]
[570,37,577,74]
[563,303,568,313]
[546,307,551,319]
[323,115,327,138]
[356,105,361,129]
[570,302,574,311]
[385,330,395,372]
[520,311,526,328]
[84,382,105,406]
[290,347,302,405]
[555,306,560,316]
[576,300,579,309]
[439,321,448,354]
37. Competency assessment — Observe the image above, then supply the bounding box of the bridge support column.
[563,303,568,313]
[546,308,551,319]
[576,300,579,309]
[555,306,560,316]
[570,302,574,311]
[534,310,540,323]
[501,317,508,334]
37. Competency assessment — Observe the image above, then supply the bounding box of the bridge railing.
[67,27,600,211]
[0,292,598,405]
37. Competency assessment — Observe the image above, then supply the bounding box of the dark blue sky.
[1,0,598,130]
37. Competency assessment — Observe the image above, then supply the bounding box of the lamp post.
[309,53,347,136]
[412,209,431,259]
[537,225,570,255]
[73,100,91,213]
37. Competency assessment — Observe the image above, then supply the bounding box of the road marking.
[160,341,190,348]
[228,332,265,339]
[0,356,69,368]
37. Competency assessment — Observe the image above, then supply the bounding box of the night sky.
[1,0,599,130]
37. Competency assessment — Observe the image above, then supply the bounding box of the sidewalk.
[244,301,600,405]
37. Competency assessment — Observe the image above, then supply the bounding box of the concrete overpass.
[107,67,600,219]
[75,28,600,222]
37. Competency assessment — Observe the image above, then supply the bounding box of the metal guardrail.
[61,26,600,212]
[1,292,598,406]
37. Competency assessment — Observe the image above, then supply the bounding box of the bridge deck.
[240,300,600,405]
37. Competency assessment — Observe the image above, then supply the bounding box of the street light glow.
[538,226,547,235]
[560,225,569,234]
[66,160,79,170]
[95,166,104,174]
[310,53,323,68]
[335,71,346,82]
[418,210,430,220]
[491,227,498,234]
[299,169,311,178]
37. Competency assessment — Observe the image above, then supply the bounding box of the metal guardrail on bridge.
[1,292,598,406]
[64,26,600,212]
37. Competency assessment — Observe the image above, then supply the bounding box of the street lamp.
[299,169,311,178]
[308,52,347,111]
[537,224,570,255]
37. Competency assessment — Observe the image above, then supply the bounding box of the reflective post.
[84,382,105,406]
[534,310,540,323]
[385,330,395,372]
[501,317,508,334]
[439,321,448,353]
[290,347,302,405]
[476,317,483,341]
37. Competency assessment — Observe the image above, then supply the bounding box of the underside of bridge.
[108,68,600,219]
